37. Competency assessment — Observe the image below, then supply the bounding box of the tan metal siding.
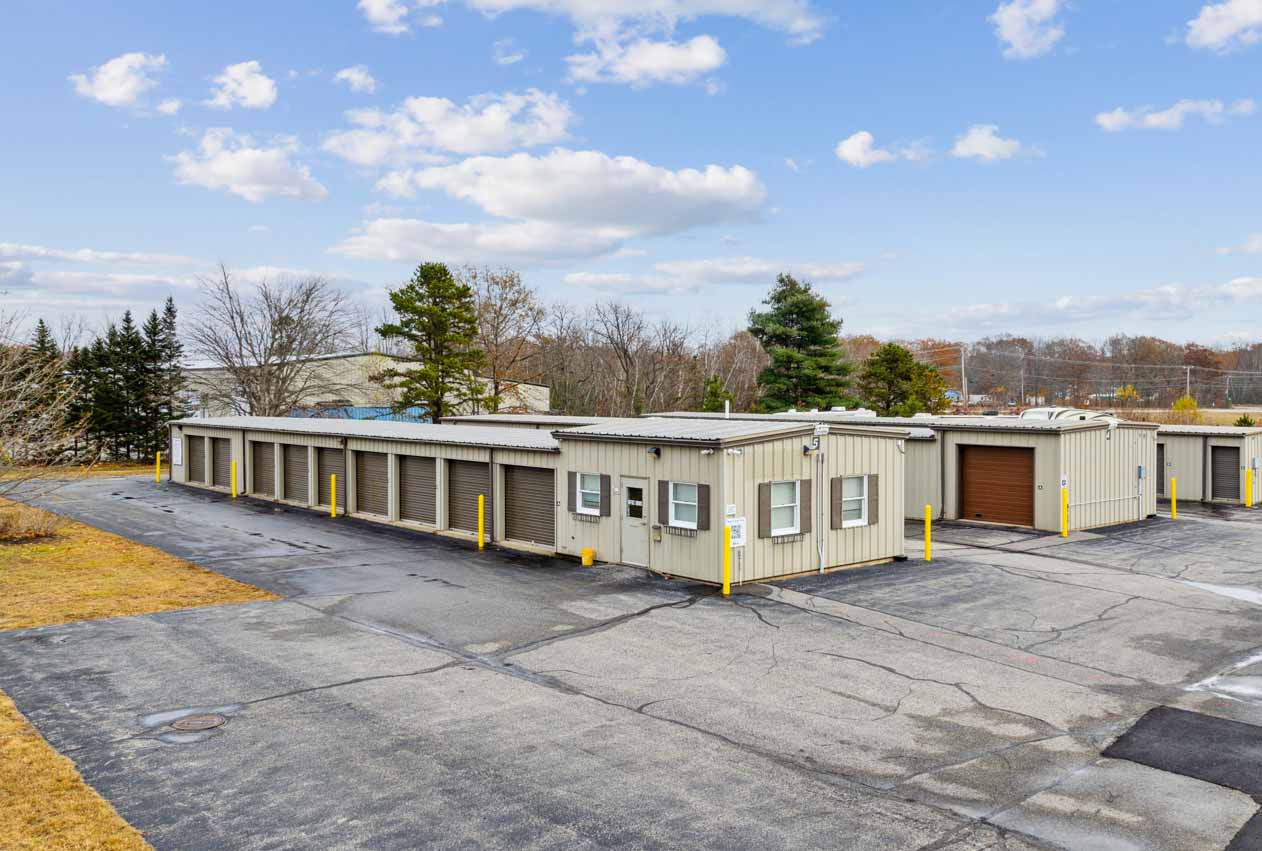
[398,455,437,525]
[942,430,1060,531]
[503,465,555,546]
[1060,426,1157,528]
[283,444,308,503]
[1160,434,1203,502]
[448,460,492,534]
[904,439,941,519]
[187,435,205,483]
[355,451,389,516]
[211,438,232,488]
[251,441,275,496]
[317,447,346,509]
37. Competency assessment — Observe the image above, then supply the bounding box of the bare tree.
[0,312,83,501]
[463,266,545,412]
[189,266,356,416]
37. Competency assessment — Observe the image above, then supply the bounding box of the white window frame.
[669,481,699,530]
[577,473,602,516]
[842,475,868,528]
[769,480,801,537]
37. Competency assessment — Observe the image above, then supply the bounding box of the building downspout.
[488,447,495,543]
[938,432,947,521]
[1202,436,1209,502]
[817,449,825,574]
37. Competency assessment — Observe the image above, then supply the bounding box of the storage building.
[653,411,1159,532]
[1156,425,1262,505]
[167,415,909,585]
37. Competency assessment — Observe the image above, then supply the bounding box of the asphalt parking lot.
[5,478,1262,850]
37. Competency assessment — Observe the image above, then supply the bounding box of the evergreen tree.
[373,263,489,421]
[700,374,735,412]
[857,343,949,416]
[747,274,854,411]
[30,319,59,362]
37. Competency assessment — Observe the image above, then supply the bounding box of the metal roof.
[1157,424,1262,437]
[440,414,612,427]
[170,416,560,451]
[555,417,909,446]
[650,410,1157,434]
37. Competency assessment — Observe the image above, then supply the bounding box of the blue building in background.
[289,405,430,423]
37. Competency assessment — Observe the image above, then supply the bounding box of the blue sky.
[2,0,1261,344]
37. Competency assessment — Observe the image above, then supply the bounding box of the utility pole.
[1020,365,1025,408]
[1185,365,1191,399]
[960,347,969,409]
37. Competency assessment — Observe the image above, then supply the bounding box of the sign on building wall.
[727,516,747,548]
[171,435,183,466]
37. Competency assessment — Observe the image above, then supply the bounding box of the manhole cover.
[170,713,226,732]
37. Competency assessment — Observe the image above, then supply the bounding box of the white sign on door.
[171,435,183,466]
[726,516,747,548]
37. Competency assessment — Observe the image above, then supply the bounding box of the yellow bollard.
[722,524,732,597]
[155,451,161,483]
[330,474,337,517]
[924,504,932,562]
[1060,486,1068,538]
[477,493,485,550]
[1248,469,1255,509]
[231,461,238,499]
[1171,477,1177,520]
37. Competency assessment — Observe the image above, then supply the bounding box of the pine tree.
[373,263,489,421]
[700,375,735,412]
[157,298,187,436]
[748,274,854,411]
[857,343,949,416]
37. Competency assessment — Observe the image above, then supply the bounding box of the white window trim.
[669,481,698,530]
[769,480,801,537]
[576,472,602,516]
[842,475,868,528]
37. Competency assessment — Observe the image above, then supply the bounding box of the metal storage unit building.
[653,411,1159,532]
[1156,425,1262,505]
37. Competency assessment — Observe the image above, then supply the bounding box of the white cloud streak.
[564,255,863,294]
[205,61,278,110]
[168,128,328,203]
[989,0,1065,59]
[566,35,726,86]
[1186,0,1262,51]
[69,52,167,108]
[493,38,527,65]
[950,124,1026,160]
[358,0,446,33]
[334,65,378,93]
[1095,98,1255,131]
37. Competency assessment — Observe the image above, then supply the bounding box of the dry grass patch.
[0,691,151,850]
[0,499,277,631]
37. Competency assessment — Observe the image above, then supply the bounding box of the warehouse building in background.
[1156,424,1262,505]
[167,415,908,584]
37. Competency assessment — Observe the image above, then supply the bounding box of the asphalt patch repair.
[1104,705,1262,850]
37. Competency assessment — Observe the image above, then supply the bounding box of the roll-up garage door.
[1156,444,1165,496]
[447,460,491,535]
[399,455,436,524]
[252,442,275,497]
[211,438,232,489]
[317,447,346,510]
[503,465,555,546]
[284,444,308,503]
[1212,446,1241,501]
[187,435,205,483]
[355,451,388,516]
[959,445,1035,527]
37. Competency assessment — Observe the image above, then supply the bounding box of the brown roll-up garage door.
[448,460,491,535]
[284,444,308,503]
[355,451,388,516]
[504,465,555,546]
[1156,444,1165,496]
[317,447,346,510]
[211,437,232,489]
[399,455,436,524]
[959,445,1035,527]
[252,442,275,497]
[1212,446,1241,501]
[187,435,205,483]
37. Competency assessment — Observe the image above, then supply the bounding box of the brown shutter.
[757,482,771,538]
[799,479,812,534]
[867,475,879,524]
[567,471,577,513]
[599,474,611,516]
[658,480,670,525]
[696,484,710,530]
[830,477,843,529]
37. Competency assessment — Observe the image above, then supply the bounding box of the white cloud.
[567,35,726,86]
[168,128,328,203]
[69,52,167,108]
[156,98,182,115]
[0,242,198,266]
[564,255,863,295]
[205,61,278,110]
[1095,98,1255,131]
[334,65,378,93]
[1186,0,1262,50]
[333,148,766,264]
[323,89,573,166]
[989,0,1065,59]
[493,38,527,65]
[834,132,931,167]
[463,0,826,45]
[359,0,446,33]
[1218,233,1262,254]
[950,124,1026,161]
[785,157,802,172]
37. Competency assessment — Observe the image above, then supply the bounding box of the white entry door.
[621,477,650,567]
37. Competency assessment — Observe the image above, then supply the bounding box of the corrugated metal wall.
[1160,435,1203,501]
[903,439,941,519]
[1061,425,1156,528]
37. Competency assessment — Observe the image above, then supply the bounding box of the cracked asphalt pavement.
[5,479,1262,850]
